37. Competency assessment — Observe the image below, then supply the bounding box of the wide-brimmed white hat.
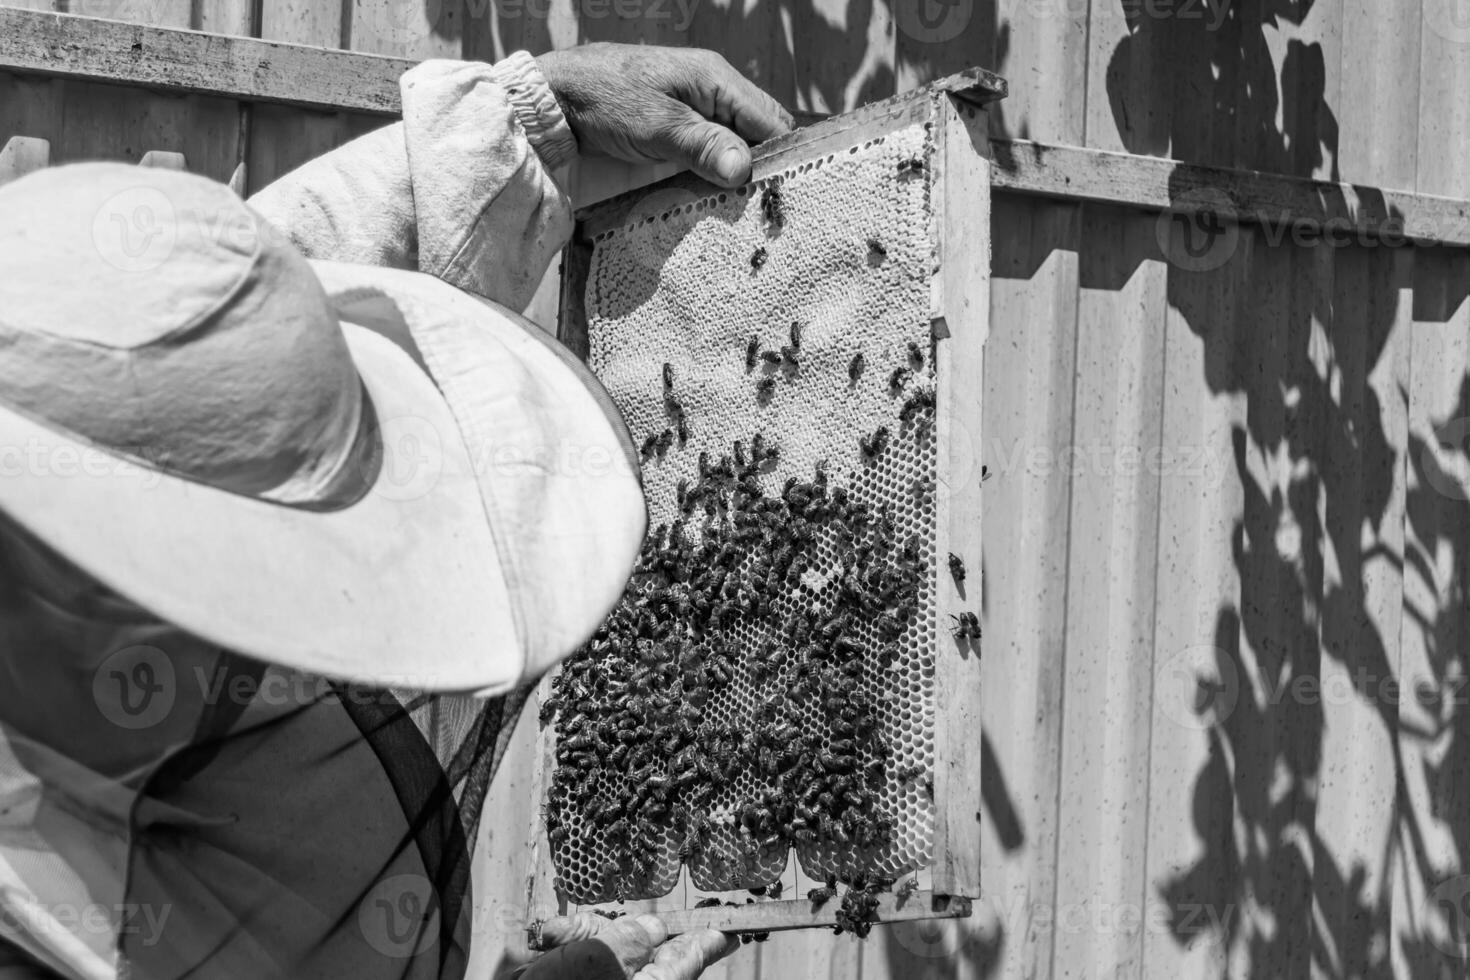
[0,163,646,694]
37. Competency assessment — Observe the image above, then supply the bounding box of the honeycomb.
[545,124,940,905]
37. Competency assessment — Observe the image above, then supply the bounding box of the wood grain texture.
[535,80,996,944]
[1338,0,1420,191]
[0,134,50,184]
[979,195,1081,980]
[1050,203,1167,980]
[1141,217,1251,980]
[1395,247,1470,980]
[991,139,1470,246]
[0,8,409,113]
[1416,4,1470,195]
[931,93,990,899]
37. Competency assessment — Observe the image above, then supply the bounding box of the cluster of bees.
[546,179,978,934]
[543,418,929,898]
[545,357,947,900]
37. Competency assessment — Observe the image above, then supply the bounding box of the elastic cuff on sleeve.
[490,50,579,171]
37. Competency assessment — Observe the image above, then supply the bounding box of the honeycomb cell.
[547,124,941,903]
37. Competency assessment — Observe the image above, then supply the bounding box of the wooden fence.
[3,3,1470,979]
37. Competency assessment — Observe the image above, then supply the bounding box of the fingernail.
[716,147,746,183]
[634,913,669,945]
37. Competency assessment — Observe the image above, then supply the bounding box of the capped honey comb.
[542,123,946,906]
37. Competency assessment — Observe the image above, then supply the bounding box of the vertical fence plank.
[1307,243,1410,980]
[1417,8,1470,195]
[1083,0,1168,155]
[992,0,1088,146]
[260,0,344,47]
[0,134,50,184]
[1396,246,1470,979]
[1050,204,1168,980]
[1142,224,1251,980]
[687,0,795,115]
[1338,0,1421,189]
[347,0,463,57]
[893,0,995,95]
[975,194,1081,980]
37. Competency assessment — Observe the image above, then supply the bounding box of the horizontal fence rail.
[0,7,410,114]
[4,9,1470,248]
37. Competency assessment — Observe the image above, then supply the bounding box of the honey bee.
[898,156,925,176]
[907,341,924,369]
[789,321,802,351]
[756,377,777,398]
[948,552,966,584]
[859,426,890,461]
[866,237,886,260]
[639,433,658,461]
[745,335,760,372]
[662,362,675,392]
[888,366,911,393]
[949,611,982,640]
[750,246,768,271]
[848,352,865,384]
[760,181,785,228]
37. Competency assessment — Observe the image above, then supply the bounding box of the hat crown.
[0,164,363,501]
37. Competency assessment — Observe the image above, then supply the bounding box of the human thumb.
[523,913,668,980]
[662,112,753,187]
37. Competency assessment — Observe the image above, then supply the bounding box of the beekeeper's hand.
[515,912,737,980]
[537,44,794,187]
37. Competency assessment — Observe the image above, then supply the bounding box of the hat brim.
[0,322,524,694]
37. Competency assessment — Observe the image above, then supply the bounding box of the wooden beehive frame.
[525,68,1003,941]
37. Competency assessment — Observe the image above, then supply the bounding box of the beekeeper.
[0,43,791,980]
